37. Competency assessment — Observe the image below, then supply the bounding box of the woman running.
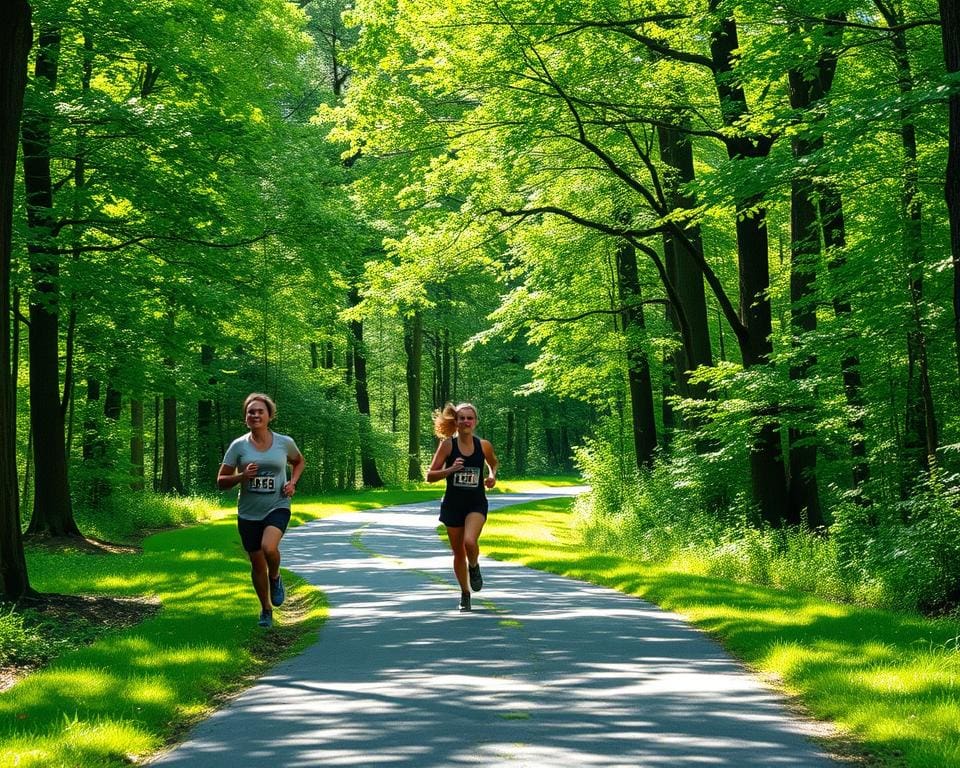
[427,402,499,612]
[218,393,305,628]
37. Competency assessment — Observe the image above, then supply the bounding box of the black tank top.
[443,436,486,507]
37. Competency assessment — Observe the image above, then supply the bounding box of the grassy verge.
[0,488,450,768]
[482,495,960,768]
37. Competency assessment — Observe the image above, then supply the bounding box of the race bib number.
[248,474,276,493]
[452,466,481,488]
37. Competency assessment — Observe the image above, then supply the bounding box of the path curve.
[151,489,839,767]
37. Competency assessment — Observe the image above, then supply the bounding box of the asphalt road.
[151,489,840,767]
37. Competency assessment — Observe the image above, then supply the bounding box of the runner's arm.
[482,440,499,488]
[426,440,459,482]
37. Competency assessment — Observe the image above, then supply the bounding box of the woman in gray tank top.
[217,393,305,628]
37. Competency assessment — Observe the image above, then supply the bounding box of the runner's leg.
[463,512,485,568]
[248,549,271,612]
[445,525,470,593]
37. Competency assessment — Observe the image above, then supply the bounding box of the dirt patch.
[0,592,161,692]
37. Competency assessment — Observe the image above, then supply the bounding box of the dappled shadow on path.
[152,494,837,768]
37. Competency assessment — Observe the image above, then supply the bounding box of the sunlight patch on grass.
[494,477,583,493]
[125,677,175,705]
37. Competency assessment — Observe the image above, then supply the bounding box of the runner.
[217,393,305,628]
[426,401,498,612]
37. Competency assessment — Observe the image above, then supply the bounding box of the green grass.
[3,523,324,767]
[14,479,954,767]
[481,496,960,768]
[4,480,578,766]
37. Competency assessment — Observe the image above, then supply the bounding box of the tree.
[1,0,33,597]
[21,23,80,537]
[938,0,960,375]
[403,311,423,480]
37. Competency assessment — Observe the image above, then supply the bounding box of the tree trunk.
[348,290,384,487]
[709,8,788,525]
[615,231,657,468]
[657,119,712,393]
[657,116,713,449]
[0,0,33,597]
[153,395,160,490]
[197,345,218,489]
[438,328,451,406]
[783,20,843,529]
[130,397,144,491]
[403,311,423,481]
[82,377,109,505]
[939,0,960,377]
[22,26,81,537]
[880,13,940,478]
[159,396,184,494]
[819,187,871,492]
[514,406,528,475]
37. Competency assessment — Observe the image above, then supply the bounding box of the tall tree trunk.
[514,406,528,475]
[403,311,423,481]
[657,115,713,449]
[130,397,144,491]
[783,19,844,529]
[439,328,451,406]
[159,396,184,494]
[22,27,80,537]
[939,0,960,377]
[877,7,940,479]
[657,119,713,393]
[197,344,218,489]
[615,231,657,468]
[82,377,109,505]
[152,395,160,490]
[0,0,33,597]
[819,188,871,493]
[348,289,384,487]
[708,6,788,525]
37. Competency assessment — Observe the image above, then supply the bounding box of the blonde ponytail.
[432,402,458,439]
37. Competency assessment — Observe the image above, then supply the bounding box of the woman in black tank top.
[427,402,499,612]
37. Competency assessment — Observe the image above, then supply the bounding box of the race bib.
[248,474,277,493]
[452,466,481,488]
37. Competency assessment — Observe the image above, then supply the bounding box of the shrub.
[72,491,218,543]
[0,607,47,667]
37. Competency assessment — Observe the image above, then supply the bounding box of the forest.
[1,0,959,615]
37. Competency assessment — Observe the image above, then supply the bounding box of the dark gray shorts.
[238,507,291,552]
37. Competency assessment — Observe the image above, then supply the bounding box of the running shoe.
[270,574,285,607]
[468,563,483,592]
[459,591,472,612]
[258,610,273,628]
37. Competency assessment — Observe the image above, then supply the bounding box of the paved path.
[152,490,839,767]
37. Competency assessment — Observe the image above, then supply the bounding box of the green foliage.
[0,609,47,667]
[576,440,960,615]
[72,491,215,544]
[833,469,960,614]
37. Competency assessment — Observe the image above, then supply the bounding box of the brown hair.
[243,392,276,418]
[432,402,478,439]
